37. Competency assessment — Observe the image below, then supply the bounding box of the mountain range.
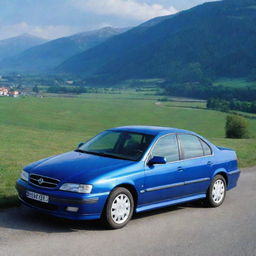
[0,34,47,61]
[57,0,256,83]
[0,27,128,73]
[0,0,256,85]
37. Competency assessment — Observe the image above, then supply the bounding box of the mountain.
[0,27,129,73]
[0,34,47,61]
[57,0,256,83]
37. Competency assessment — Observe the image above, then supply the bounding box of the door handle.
[177,166,184,172]
[207,161,213,166]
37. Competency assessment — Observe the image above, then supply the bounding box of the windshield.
[77,130,154,161]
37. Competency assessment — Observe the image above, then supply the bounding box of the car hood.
[24,151,135,183]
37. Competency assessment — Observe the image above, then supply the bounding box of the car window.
[123,133,143,148]
[178,134,204,159]
[80,131,154,161]
[151,134,179,162]
[87,131,120,151]
[200,139,212,156]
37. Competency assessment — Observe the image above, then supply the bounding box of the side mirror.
[77,142,84,148]
[148,156,167,166]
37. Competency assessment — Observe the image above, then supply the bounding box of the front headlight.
[21,170,29,182]
[59,183,93,194]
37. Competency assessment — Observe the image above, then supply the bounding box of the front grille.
[22,196,58,211]
[29,174,59,189]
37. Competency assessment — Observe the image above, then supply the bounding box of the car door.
[143,134,186,204]
[177,134,213,196]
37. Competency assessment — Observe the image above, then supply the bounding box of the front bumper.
[16,179,109,220]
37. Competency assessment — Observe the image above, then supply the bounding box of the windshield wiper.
[74,149,87,153]
[99,152,131,161]
[75,150,107,157]
[76,150,131,160]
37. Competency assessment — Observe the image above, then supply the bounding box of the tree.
[47,85,66,93]
[32,85,39,93]
[207,98,230,112]
[225,115,249,139]
[177,63,204,83]
[225,0,256,6]
[247,68,256,82]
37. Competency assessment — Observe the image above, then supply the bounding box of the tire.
[103,187,134,229]
[206,175,227,207]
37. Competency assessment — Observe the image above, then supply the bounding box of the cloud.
[72,0,178,21]
[0,22,80,40]
[30,25,78,39]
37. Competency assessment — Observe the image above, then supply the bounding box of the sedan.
[16,126,240,229]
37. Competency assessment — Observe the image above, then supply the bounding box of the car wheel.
[103,187,134,229]
[206,175,226,207]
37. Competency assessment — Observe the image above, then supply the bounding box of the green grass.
[211,138,256,167]
[0,93,256,208]
[213,78,256,88]
[160,100,206,109]
[231,111,256,118]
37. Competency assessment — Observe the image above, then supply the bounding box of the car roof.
[109,126,196,136]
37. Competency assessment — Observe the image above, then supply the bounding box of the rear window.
[178,134,204,159]
[200,139,212,156]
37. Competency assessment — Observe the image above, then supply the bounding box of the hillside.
[57,0,256,83]
[1,93,256,207]
[0,27,128,73]
[0,34,47,61]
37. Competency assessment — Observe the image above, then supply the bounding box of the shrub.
[159,97,169,102]
[32,85,39,93]
[207,98,230,112]
[225,115,249,138]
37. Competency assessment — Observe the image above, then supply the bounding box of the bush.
[207,98,230,112]
[159,97,169,102]
[225,115,249,138]
[32,85,39,93]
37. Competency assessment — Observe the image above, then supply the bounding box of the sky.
[0,0,219,40]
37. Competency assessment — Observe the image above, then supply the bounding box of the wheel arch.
[100,180,140,219]
[114,183,138,208]
[213,169,228,186]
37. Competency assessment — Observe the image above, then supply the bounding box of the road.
[0,167,255,256]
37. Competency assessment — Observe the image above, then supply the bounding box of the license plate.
[26,191,49,203]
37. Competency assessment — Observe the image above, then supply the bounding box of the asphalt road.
[0,167,255,256]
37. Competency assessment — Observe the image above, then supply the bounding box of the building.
[66,80,74,85]
[0,87,20,97]
[0,87,9,96]
[9,90,20,97]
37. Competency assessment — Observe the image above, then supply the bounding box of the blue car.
[16,126,240,229]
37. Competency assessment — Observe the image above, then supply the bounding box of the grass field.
[213,78,256,88]
[0,93,256,208]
